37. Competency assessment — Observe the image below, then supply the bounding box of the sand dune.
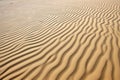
[0,0,120,80]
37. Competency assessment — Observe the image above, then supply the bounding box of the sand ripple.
[0,0,120,80]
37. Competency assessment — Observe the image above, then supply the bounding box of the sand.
[0,0,120,80]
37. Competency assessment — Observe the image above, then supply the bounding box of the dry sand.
[0,0,120,80]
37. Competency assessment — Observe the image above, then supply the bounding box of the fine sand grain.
[0,0,120,80]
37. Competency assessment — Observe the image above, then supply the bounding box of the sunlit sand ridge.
[0,0,120,80]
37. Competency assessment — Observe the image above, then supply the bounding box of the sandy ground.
[0,0,120,80]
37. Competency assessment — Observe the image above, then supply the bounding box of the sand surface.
[0,0,120,80]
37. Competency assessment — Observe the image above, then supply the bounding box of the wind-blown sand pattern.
[0,0,120,80]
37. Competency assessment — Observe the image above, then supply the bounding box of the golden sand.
[0,0,120,80]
